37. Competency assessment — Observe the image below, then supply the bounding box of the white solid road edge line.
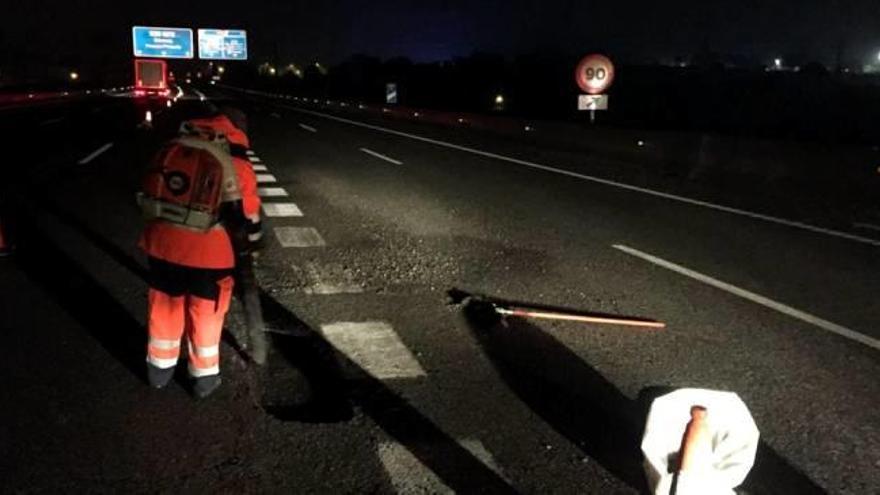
[298,123,317,132]
[78,142,114,165]
[280,104,880,248]
[360,147,403,165]
[612,244,880,351]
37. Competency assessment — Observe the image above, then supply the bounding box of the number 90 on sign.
[575,54,615,95]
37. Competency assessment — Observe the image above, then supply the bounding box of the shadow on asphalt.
[15,198,518,493]
[14,217,148,383]
[461,297,827,495]
[257,293,517,493]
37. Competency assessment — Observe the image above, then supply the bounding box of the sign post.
[575,54,615,124]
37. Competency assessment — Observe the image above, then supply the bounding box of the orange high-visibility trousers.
[147,276,234,377]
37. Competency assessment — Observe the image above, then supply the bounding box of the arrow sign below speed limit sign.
[575,54,615,95]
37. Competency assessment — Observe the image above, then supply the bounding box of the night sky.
[4,0,880,68]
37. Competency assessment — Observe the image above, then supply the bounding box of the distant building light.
[637,140,646,147]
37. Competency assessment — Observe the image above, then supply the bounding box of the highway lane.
[243,94,880,342]
[2,89,877,493]
[221,89,878,493]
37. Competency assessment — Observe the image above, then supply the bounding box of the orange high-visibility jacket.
[139,118,261,269]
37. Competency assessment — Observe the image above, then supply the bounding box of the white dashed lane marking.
[258,187,288,197]
[378,439,504,494]
[252,164,268,172]
[77,142,114,165]
[274,227,326,247]
[320,321,425,379]
[613,244,880,351]
[262,203,303,217]
[298,261,362,295]
[360,147,403,165]
[256,174,277,184]
[40,117,65,126]
[246,149,255,156]
[249,156,263,164]
[298,123,317,133]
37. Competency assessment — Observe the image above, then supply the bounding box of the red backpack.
[139,137,240,231]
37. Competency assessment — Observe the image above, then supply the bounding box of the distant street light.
[69,71,79,81]
[217,66,225,74]
[269,66,277,76]
[774,58,782,69]
[493,93,506,111]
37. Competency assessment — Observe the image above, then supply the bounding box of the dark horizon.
[4,0,880,71]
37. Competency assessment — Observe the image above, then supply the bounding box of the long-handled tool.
[237,251,268,364]
[449,288,666,329]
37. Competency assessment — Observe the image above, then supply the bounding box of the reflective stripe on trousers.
[146,276,234,377]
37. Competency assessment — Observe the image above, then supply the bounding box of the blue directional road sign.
[132,26,194,59]
[198,29,248,60]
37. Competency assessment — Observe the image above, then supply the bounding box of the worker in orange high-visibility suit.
[139,112,261,398]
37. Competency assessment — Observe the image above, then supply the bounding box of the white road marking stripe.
[299,261,362,295]
[304,283,364,295]
[252,164,268,171]
[262,203,303,217]
[249,156,263,163]
[298,123,317,132]
[282,105,880,248]
[246,149,255,156]
[378,439,504,494]
[320,321,425,379]
[256,173,277,183]
[853,222,880,233]
[274,227,326,247]
[258,187,288,197]
[360,147,403,165]
[613,244,880,351]
[77,143,114,165]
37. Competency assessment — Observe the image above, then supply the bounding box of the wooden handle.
[679,405,712,472]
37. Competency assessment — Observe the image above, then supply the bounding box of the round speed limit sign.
[575,54,615,95]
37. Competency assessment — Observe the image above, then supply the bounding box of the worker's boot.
[193,374,222,399]
[147,363,175,389]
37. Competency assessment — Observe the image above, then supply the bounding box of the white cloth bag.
[641,388,760,495]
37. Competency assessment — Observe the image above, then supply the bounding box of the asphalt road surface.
[1,85,878,494]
